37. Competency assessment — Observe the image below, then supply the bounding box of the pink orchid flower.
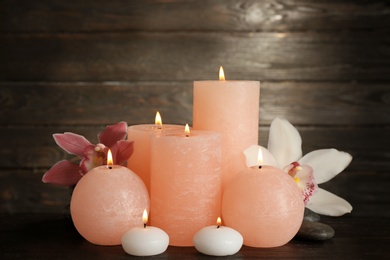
[42,121,134,186]
[244,117,353,216]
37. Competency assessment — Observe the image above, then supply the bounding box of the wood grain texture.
[320,171,390,217]
[1,0,389,32]
[1,32,389,81]
[2,82,390,126]
[0,82,193,126]
[0,170,70,213]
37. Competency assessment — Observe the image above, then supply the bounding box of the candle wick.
[258,165,262,169]
[108,166,112,169]
[185,134,189,137]
[144,223,147,228]
[217,225,220,229]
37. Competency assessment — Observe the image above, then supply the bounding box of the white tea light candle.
[122,209,169,256]
[193,217,243,256]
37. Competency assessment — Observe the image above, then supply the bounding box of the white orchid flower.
[244,117,353,217]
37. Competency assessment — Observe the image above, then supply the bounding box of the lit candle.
[127,111,182,193]
[222,148,304,247]
[150,125,222,246]
[193,67,260,190]
[122,209,169,256]
[193,217,243,256]
[71,150,150,246]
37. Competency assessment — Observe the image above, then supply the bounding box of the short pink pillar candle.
[222,165,304,248]
[71,162,149,246]
[150,126,222,246]
[127,111,182,194]
[193,67,260,190]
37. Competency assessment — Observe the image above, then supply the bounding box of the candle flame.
[217,217,222,226]
[185,124,190,136]
[219,66,225,81]
[155,111,162,128]
[107,149,113,166]
[257,148,263,165]
[142,209,148,224]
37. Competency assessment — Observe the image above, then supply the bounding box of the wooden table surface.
[1,213,388,259]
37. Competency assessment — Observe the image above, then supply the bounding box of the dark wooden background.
[1,0,389,217]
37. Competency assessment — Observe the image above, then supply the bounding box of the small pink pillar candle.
[150,125,222,246]
[193,67,260,190]
[127,112,182,193]
[71,151,150,246]
[222,164,304,247]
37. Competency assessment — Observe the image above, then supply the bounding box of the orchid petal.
[267,118,302,168]
[42,160,82,186]
[299,149,352,184]
[80,145,106,173]
[113,140,134,165]
[53,133,92,157]
[306,188,352,216]
[98,121,128,148]
[285,163,318,205]
[243,145,278,167]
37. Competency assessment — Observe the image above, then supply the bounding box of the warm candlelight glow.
[142,209,148,224]
[217,217,222,226]
[155,111,162,128]
[185,124,190,137]
[219,66,225,81]
[257,148,263,165]
[107,149,113,166]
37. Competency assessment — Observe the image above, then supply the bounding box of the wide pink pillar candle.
[150,129,222,246]
[222,166,304,247]
[193,80,260,189]
[127,124,182,194]
[70,165,149,246]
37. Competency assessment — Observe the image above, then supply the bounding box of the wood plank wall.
[1,0,390,215]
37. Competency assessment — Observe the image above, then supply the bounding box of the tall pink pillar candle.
[193,75,260,190]
[127,123,182,194]
[222,165,304,247]
[150,129,222,246]
[70,165,150,246]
